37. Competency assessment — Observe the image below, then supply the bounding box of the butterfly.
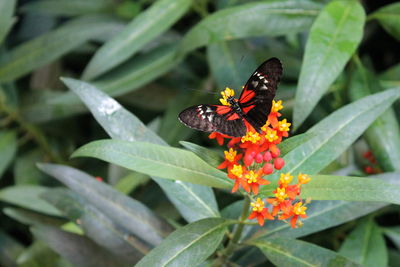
[178,58,283,137]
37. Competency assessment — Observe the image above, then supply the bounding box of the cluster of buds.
[210,95,311,227]
[362,150,381,174]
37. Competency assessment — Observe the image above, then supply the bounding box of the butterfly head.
[219,87,236,106]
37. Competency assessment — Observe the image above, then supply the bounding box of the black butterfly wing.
[178,104,246,137]
[238,58,283,132]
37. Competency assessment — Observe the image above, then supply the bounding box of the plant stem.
[213,196,251,266]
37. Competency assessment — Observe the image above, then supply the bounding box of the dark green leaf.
[0,130,17,178]
[14,149,47,185]
[42,188,145,263]
[37,163,172,246]
[16,241,61,267]
[179,141,223,168]
[61,77,220,222]
[72,140,232,189]
[349,59,400,171]
[82,0,191,80]
[0,230,24,267]
[252,237,360,267]
[369,3,400,41]
[0,0,16,45]
[136,218,230,267]
[31,225,125,267]
[0,15,123,82]
[339,218,387,267]
[0,185,61,216]
[3,207,64,227]
[21,0,113,17]
[294,0,366,128]
[180,1,321,54]
[383,226,400,250]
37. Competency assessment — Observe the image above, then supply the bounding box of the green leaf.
[42,188,145,263]
[349,59,400,171]
[31,225,125,267]
[61,77,220,222]
[179,141,223,168]
[252,237,360,267]
[277,132,315,157]
[369,3,400,41]
[21,0,113,17]
[294,0,366,128]
[16,241,61,267]
[382,226,400,250]
[0,15,123,83]
[14,149,47,185]
[37,163,172,246]
[0,0,16,45]
[0,185,61,216]
[180,0,321,55]
[0,230,24,267]
[260,88,400,191]
[207,40,257,89]
[136,218,230,267]
[0,130,17,178]
[82,0,191,80]
[3,207,64,227]
[72,140,232,189]
[339,218,388,267]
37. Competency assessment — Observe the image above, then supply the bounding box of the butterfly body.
[179,58,283,137]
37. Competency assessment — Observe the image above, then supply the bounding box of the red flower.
[248,198,274,226]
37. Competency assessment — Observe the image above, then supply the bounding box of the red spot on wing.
[227,113,240,120]
[242,105,255,114]
[215,105,231,115]
[239,87,255,103]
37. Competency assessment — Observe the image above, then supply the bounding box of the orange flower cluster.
[210,100,311,227]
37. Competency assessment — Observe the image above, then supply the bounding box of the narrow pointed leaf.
[136,218,230,267]
[294,0,365,128]
[0,130,17,178]
[383,227,400,250]
[72,140,232,189]
[369,3,400,41]
[82,0,190,80]
[0,0,16,45]
[0,185,61,216]
[339,218,388,267]
[31,225,125,267]
[277,132,315,157]
[0,230,24,267]
[42,188,145,263]
[3,207,64,227]
[0,15,123,82]
[179,141,222,168]
[180,1,321,54]
[259,88,400,194]
[252,238,360,267]
[37,163,172,246]
[62,77,220,222]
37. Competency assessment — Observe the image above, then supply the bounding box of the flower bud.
[274,158,285,170]
[271,148,280,158]
[255,153,263,163]
[263,151,272,162]
[244,154,254,166]
[263,163,274,174]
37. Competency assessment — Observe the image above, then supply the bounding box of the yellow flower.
[219,87,235,106]
[298,173,311,184]
[278,119,291,132]
[224,148,237,162]
[241,131,261,144]
[265,129,278,142]
[251,198,265,212]
[293,202,307,215]
[245,170,259,184]
[271,100,283,113]
[275,187,287,201]
[230,164,243,178]
[279,173,293,186]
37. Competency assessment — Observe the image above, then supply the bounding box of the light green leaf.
[31,225,124,267]
[72,140,232,189]
[260,88,400,191]
[180,0,321,55]
[37,163,172,246]
[382,226,400,250]
[0,185,61,216]
[16,241,61,267]
[339,218,387,267]
[21,0,113,17]
[82,0,191,80]
[0,0,16,45]
[349,59,400,171]
[61,77,220,222]
[207,40,257,89]
[42,188,145,263]
[0,130,17,178]
[136,218,230,267]
[277,132,315,157]
[179,141,222,168]
[294,0,366,128]
[0,15,123,82]
[369,3,400,41]
[0,230,24,267]
[252,237,360,267]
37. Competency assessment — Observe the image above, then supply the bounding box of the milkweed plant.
[0,0,400,266]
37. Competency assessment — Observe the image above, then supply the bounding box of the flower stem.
[213,196,250,266]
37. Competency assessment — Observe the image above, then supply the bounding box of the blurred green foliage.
[0,0,400,266]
